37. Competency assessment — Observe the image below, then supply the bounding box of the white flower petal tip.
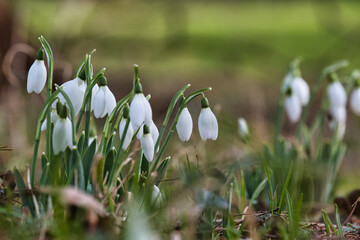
[152,185,162,206]
[140,133,154,162]
[237,118,249,139]
[27,60,47,94]
[130,93,152,129]
[93,85,116,118]
[51,77,86,116]
[119,118,134,150]
[328,81,347,109]
[284,93,302,123]
[350,88,360,116]
[52,118,73,155]
[176,107,193,141]
[198,108,218,141]
[291,77,310,106]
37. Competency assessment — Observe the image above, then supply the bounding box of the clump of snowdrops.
[18,36,218,223]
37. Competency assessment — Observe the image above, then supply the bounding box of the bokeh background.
[0,0,360,195]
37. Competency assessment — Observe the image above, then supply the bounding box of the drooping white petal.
[140,133,154,162]
[350,88,360,116]
[27,60,47,94]
[93,87,107,118]
[130,94,146,129]
[329,106,346,123]
[328,81,347,109]
[285,94,302,123]
[237,118,249,139]
[152,185,162,206]
[198,108,218,141]
[53,118,73,155]
[143,97,153,126]
[90,84,99,112]
[104,86,116,116]
[52,77,86,116]
[119,118,134,150]
[150,121,159,145]
[176,107,193,141]
[291,77,310,106]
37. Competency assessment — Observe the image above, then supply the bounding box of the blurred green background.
[1,0,360,194]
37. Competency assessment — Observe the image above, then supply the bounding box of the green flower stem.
[296,60,349,138]
[154,84,190,152]
[150,87,212,172]
[99,93,133,154]
[38,36,53,98]
[107,117,131,188]
[30,89,63,188]
[83,55,93,152]
[74,49,96,78]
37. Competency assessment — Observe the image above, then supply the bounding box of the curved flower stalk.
[176,107,193,141]
[93,76,116,118]
[198,96,218,141]
[53,102,73,155]
[52,69,86,116]
[140,125,155,162]
[119,105,134,150]
[130,79,152,129]
[284,87,302,123]
[350,87,360,115]
[27,49,47,94]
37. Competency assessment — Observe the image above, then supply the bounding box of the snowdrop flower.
[27,49,47,94]
[53,102,73,155]
[237,118,249,141]
[119,105,134,150]
[284,87,302,123]
[140,125,154,162]
[41,108,59,131]
[130,79,152,129]
[291,77,310,106]
[328,106,347,140]
[198,96,218,141]
[350,87,360,115]
[93,76,116,118]
[176,107,193,141]
[328,80,347,109]
[52,69,86,116]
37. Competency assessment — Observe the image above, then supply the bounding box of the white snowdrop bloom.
[52,73,86,116]
[237,118,249,139]
[284,89,302,123]
[328,81,347,109]
[41,109,59,131]
[93,77,116,118]
[90,83,99,112]
[176,107,193,141]
[152,185,162,206]
[291,77,310,106]
[140,125,154,162]
[129,80,152,129]
[52,102,73,155]
[350,87,360,116]
[119,118,134,150]
[27,49,47,94]
[198,96,218,141]
[329,106,346,123]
